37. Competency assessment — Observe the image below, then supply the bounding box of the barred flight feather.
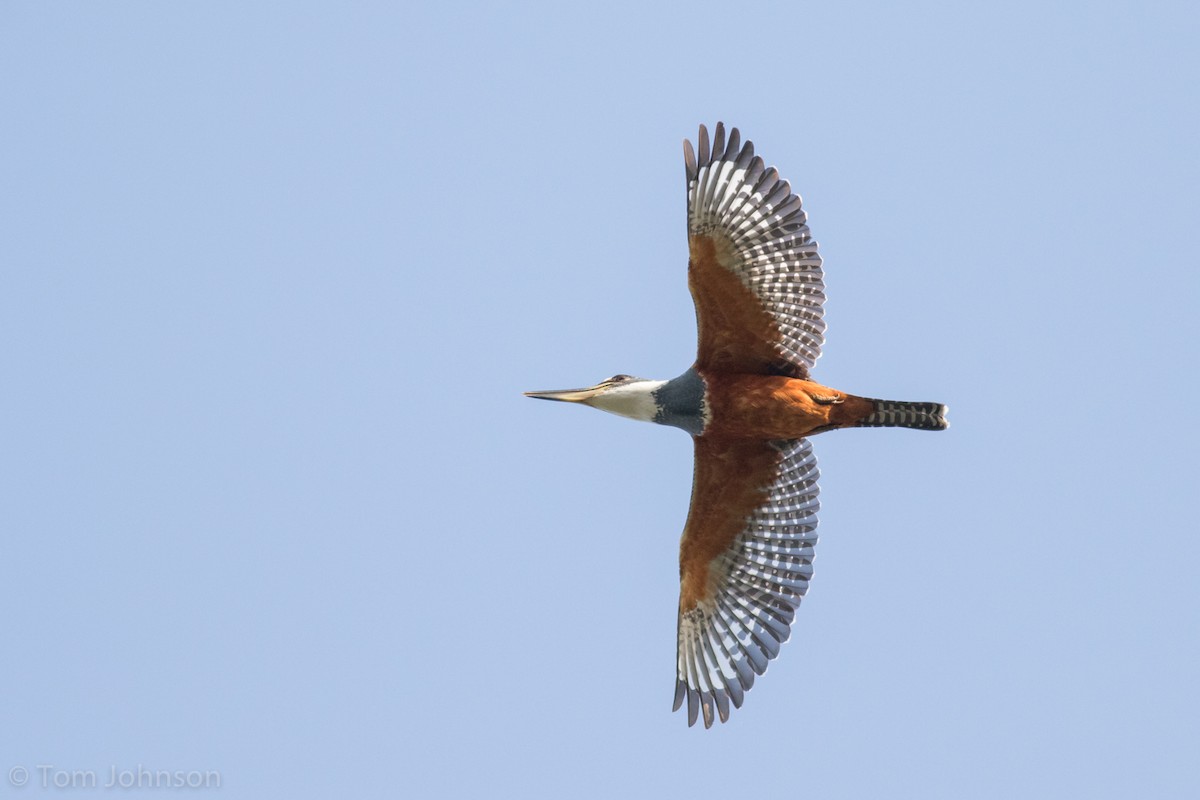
[674,439,820,728]
[855,400,949,431]
[685,122,826,377]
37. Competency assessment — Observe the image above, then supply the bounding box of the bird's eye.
[608,374,632,382]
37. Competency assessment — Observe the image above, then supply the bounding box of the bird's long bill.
[523,385,605,403]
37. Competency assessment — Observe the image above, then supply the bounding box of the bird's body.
[699,373,871,439]
[527,123,947,728]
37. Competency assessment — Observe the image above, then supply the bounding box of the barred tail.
[855,399,949,431]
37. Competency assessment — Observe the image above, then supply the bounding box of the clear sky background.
[2,1,1198,798]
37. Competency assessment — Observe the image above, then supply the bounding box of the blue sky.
[2,1,1198,797]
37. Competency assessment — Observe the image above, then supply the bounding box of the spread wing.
[673,437,820,727]
[685,122,825,379]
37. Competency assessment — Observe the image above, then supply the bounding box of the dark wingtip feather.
[711,122,726,166]
[725,127,741,162]
[715,689,731,723]
[697,124,710,169]
[737,137,755,169]
[683,139,697,182]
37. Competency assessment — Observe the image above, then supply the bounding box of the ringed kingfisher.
[526,123,948,728]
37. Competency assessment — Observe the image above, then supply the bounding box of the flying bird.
[526,123,947,728]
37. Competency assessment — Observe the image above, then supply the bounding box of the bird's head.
[525,374,667,423]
